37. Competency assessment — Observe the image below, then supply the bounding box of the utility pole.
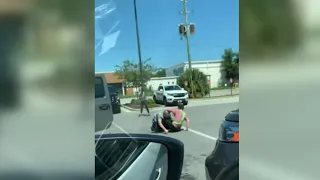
[180,0,192,70]
[179,0,195,97]
[133,0,144,89]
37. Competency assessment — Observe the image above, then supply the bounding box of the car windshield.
[164,85,181,91]
[225,111,239,122]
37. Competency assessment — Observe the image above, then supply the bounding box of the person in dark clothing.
[139,87,150,116]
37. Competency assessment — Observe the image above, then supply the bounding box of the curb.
[121,95,239,112]
[121,105,163,112]
[190,94,239,102]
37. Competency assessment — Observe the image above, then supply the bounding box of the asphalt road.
[107,102,239,180]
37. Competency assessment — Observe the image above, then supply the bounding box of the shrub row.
[130,98,155,105]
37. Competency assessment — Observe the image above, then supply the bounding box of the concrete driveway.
[106,101,239,180]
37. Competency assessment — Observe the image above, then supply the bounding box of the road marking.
[183,127,217,141]
[112,121,218,142]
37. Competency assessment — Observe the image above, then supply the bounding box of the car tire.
[113,107,121,114]
[153,95,158,104]
[184,101,188,106]
[163,97,168,106]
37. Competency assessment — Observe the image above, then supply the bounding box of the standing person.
[139,87,150,116]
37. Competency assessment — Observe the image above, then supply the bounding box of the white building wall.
[165,60,222,88]
[165,63,186,77]
[191,61,222,88]
[146,76,179,91]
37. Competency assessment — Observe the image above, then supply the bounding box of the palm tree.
[177,69,210,98]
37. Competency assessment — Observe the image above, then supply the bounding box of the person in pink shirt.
[165,103,190,132]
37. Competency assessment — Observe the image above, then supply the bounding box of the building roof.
[150,76,179,80]
[95,72,124,84]
[183,60,222,64]
[166,60,222,69]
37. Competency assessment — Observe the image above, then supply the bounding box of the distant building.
[146,76,180,91]
[165,60,224,88]
[95,72,130,96]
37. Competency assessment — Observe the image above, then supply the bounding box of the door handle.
[99,104,110,110]
[155,167,162,180]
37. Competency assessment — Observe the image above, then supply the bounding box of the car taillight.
[219,127,239,142]
[230,131,239,142]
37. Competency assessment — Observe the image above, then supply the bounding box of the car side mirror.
[181,88,185,91]
[95,133,184,180]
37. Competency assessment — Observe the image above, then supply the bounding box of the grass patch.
[211,86,239,90]
[123,103,161,109]
[191,94,239,100]
[119,92,153,99]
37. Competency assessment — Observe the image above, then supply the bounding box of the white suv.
[153,85,189,106]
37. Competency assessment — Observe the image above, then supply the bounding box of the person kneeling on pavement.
[151,103,190,134]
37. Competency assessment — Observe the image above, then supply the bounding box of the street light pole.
[133,0,144,89]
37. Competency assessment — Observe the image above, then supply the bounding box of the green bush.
[130,98,155,105]
[177,69,210,98]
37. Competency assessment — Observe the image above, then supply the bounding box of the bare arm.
[184,116,190,131]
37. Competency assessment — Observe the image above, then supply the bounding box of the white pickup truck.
[153,84,189,106]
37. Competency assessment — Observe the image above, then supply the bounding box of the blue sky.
[95,0,239,72]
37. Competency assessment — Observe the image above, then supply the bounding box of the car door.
[157,86,164,101]
[95,139,168,180]
[95,75,113,132]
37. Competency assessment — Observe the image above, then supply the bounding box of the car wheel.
[113,107,121,114]
[183,101,188,106]
[163,97,168,106]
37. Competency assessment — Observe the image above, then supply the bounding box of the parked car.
[205,109,239,180]
[107,86,121,114]
[153,84,189,106]
[95,74,113,132]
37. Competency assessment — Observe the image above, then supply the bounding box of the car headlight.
[167,93,174,96]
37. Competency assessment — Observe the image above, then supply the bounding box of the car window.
[95,139,149,180]
[225,112,239,122]
[164,85,181,91]
[95,77,105,98]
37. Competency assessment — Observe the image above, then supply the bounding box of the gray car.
[95,74,114,132]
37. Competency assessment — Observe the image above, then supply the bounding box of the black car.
[107,86,121,114]
[205,109,239,180]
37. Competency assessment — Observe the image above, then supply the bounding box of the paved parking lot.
[107,101,239,180]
